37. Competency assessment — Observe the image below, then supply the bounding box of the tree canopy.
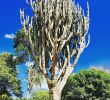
[0,53,22,99]
[62,69,110,100]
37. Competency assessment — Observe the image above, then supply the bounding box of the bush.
[62,69,110,100]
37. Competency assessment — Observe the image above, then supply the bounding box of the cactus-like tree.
[14,0,90,100]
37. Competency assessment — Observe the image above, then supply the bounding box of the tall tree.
[0,53,22,99]
[14,0,90,100]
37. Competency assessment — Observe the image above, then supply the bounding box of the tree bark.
[49,87,61,100]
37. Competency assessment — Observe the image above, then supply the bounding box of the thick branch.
[58,32,73,53]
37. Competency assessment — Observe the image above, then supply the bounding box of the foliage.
[14,29,29,63]
[15,91,50,100]
[0,53,22,99]
[0,94,13,100]
[62,69,110,100]
[14,30,44,99]
[32,90,50,100]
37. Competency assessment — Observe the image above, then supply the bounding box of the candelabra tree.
[14,0,90,100]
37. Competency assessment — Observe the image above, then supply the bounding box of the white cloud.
[25,61,34,67]
[4,34,15,39]
[90,65,110,73]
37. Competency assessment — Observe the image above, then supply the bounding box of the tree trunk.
[49,87,61,100]
[47,67,74,100]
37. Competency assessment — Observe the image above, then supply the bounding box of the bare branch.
[67,45,70,64]
[57,58,67,82]
[58,32,73,53]
[49,52,53,61]
[71,49,76,58]
[85,34,90,48]
[46,21,55,48]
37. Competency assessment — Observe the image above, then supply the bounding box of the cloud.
[4,34,15,39]
[25,61,34,67]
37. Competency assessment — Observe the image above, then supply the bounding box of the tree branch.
[58,32,73,53]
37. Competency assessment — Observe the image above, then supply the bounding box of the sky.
[0,0,110,97]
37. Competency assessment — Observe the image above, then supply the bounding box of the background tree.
[14,31,44,100]
[0,53,22,99]
[26,55,43,100]
[62,69,110,100]
[14,0,90,100]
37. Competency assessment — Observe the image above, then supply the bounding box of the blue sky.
[0,0,110,97]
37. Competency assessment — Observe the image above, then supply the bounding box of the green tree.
[14,31,44,100]
[62,69,110,100]
[14,0,90,100]
[0,53,22,99]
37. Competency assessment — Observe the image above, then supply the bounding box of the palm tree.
[26,54,43,100]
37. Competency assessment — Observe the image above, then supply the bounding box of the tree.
[0,53,22,99]
[14,0,90,100]
[62,69,110,100]
[14,31,44,100]
[26,55,43,100]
